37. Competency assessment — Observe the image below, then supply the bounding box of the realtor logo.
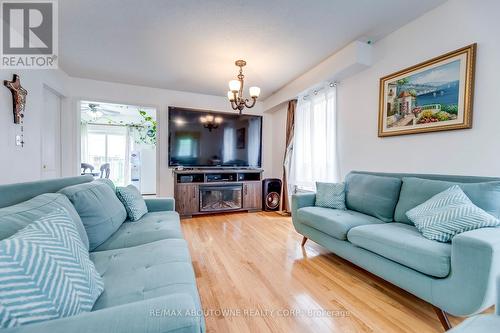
[1,0,58,68]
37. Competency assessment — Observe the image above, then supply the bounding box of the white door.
[41,87,62,179]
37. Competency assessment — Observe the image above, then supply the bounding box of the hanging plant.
[81,109,157,146]
[136,109,157,145]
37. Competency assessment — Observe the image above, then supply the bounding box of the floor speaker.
[262,178,282,211]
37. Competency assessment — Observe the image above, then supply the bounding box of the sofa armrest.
[4,293,203,333]
[145,198,175,212]
[432,227,500,316]
[291,193,316,217]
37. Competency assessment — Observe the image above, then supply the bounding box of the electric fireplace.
[199,185,243,212]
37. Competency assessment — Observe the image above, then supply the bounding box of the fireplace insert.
[199,185,243,212]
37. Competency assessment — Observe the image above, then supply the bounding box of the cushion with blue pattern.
[315,182,346,210]
[406,185,500,242]
[116,185,148,221]
[0,209,104,328]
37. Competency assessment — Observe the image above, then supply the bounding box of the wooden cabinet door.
[242,181,262,210]
[175,184,199,216]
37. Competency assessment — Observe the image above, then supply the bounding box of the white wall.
[267,0,500,180]
[0,69,70,184]
[337,0,500,178]
[68,77,273,197]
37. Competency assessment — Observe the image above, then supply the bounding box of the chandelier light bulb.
[229,80,241,92]
[249,86,261,98]
[227,91,235,101]
[215,116,223,124]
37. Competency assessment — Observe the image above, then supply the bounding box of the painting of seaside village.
[378,44,475,136]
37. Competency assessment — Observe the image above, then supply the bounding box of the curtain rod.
[302,82,337,100]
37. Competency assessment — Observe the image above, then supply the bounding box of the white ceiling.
[60,0,446,99]
[80,100,156,124]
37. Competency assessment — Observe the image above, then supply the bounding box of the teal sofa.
[0,176,204,333]
[292,171,500,330]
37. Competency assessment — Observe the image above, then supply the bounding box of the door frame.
[74,97,160,195]
[41,84,65,178]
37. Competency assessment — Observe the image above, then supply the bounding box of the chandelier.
[227,60,260,113]
[200,114,223,132]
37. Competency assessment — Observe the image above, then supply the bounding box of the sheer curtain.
[80,123,88,163]
[289,85,339,191]
[247,118,260,167]
[223,127,236,163]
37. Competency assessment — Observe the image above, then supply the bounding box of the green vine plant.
[137,110,157,145]
[82,109,157,146]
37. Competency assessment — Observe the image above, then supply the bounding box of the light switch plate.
[15,135,22,146]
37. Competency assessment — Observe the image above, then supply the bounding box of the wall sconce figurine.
[4,74,27,124]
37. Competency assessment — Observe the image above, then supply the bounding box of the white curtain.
[80,122,88,163]
[247,118,260,167]
[289,85,339,190]
[222,127,236,163]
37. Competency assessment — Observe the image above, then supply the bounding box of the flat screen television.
[168,107,262,168]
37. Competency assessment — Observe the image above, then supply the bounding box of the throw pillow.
[0,209,104,328]
[315,182,346,210]
[0,193,90,251]
[406,185,500,242]
[59,181,127,251]
[116,185,148,221]
[394,177,500,224]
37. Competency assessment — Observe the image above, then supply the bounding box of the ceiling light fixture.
[200,114,223,131]
[227,60,260,114]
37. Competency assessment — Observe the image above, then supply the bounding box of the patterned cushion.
[0,193,89,250]
[116,185,148,221]
[0,209,104,328]
[406,185,500,242]
[315,182,346,210]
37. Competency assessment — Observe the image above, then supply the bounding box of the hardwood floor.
[180,212,474,333]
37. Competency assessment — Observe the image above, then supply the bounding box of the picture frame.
[378,43,476,137]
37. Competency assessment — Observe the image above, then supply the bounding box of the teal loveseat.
[0,176,204,333]
[292,171,500,330]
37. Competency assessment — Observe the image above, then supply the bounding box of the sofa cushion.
[345,173,402,222]
[394,177,500,224]
[90,239,201,313]
[406,185,500,243]
[59,181,127,251]
[0,209,104,328]
[94,178,115,192]
[296,206,384,240]
[93,211,184,251]
[0,193,89,250]
[315,182,346,210]
[116,185,148,221]
[347,223,451,277]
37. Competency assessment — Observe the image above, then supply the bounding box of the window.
[84,125,129,186]
[289,86,339,190]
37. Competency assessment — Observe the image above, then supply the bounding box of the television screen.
[168,107,262,168]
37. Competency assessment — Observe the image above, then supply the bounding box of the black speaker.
[262,178,282,211]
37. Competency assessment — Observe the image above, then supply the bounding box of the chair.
[100,163,110,179]
[448,276,500,332]
[81,163,95,175]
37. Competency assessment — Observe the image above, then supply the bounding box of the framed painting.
[378,43,476,137]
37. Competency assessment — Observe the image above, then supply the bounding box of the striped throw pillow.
[406,185,500,242]
[116,185,148,221]
[0,209,104,328]
[315,182,346,210]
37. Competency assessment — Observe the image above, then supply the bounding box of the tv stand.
[173,169,263,217]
